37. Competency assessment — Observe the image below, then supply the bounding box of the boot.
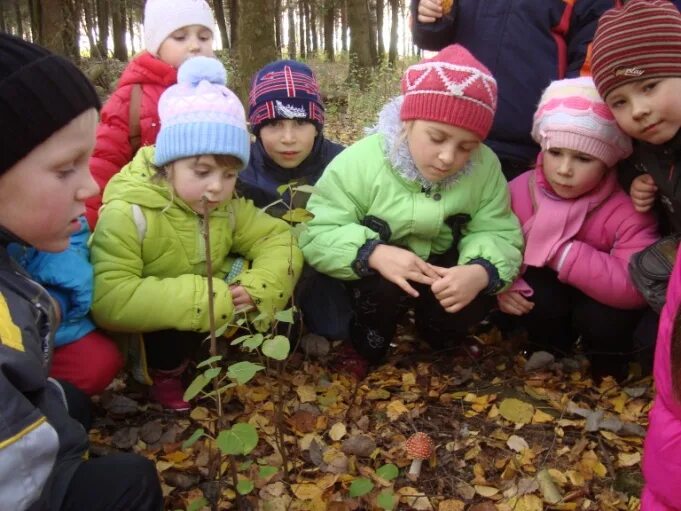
[149,363,190,411]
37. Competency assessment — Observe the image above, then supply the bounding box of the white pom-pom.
[177,56,227,87]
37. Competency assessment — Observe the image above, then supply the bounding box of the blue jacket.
[410,0,621,165]
[8,217,95,347]
[237,135,344,219]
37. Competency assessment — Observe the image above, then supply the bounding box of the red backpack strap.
[128,84,142,156]
[552,1,575,79]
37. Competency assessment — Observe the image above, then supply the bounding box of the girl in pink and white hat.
[299,44,524,377]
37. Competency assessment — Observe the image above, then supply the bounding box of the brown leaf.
[140,420,163,444]
[100,393,139,416]
[111,426,139,449]
[287,409,318,433]
[341,434,376,457]
[162,469,200,490]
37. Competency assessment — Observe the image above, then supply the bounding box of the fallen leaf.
[329,422,347,441]
[474,485,499,497]
[506,434,529,453]
[499,398,534,425]
[386,399,409,421]
[341,434,376,457]
[296,384,317,403]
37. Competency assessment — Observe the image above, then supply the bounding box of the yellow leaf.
[514,495,543,511]
[402,373,416,386]
[464,445,481,461]
[532,409,554,423]
[291,483,322,500]
[155,460,174,472]
[610,392,628,413]
[386,399,409,421]
[474,484,499,497]
[397,487,433,510]
[367,388,391,400]
[617,451,641,468]
[190,406,211,420]
[593,461,607,478]
[438,499,465,511]
[548,468,568,485]
[329,422,347,441]
[498,398,535,424]
[163,451,190,463]
[566,469,585,486]
[506,434,529,453]
[296,384,317,403]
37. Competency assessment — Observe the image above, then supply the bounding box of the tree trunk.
[111,0,128,61]
[82,0,100,58]
[323,0,334,62]
[40,0,79,61]
[274,0,282,53]
[388,0,398,64]
[0,2,6,34]
[13,0,24,38]
[128,0,136,55]
[347,0,372,89]
[340,0,347,52]
[367,0,378,65]
[228,0,238,54]
[236,0,277,102]
[287,0,296,59]
[309,0,318,55]
[96,0,109,57]
[376,0,384,62]
[298,0,306,59]
[213,0,230,51]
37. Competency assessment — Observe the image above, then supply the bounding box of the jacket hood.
[369,96,473,190]
[117,51,178,89]
[102,146,189,212]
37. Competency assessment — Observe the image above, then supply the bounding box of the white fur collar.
[366,96,473,190]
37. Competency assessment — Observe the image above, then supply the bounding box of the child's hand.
[429,264,488,313]
[497,291,534,316]
[229,285,255,312]
[417,0,446,22]
[630,174,658,213]
[368,244,440,297]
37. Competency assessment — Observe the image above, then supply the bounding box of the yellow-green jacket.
[91,146,302,333]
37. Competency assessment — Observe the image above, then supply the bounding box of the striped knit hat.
[400,44,497,140]
[532,77,632,168]
[591,0,681,100]
[155,56,249,168]
[248,60,324,135]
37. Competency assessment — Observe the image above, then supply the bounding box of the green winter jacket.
[299,102,523,287]
[91,146,302,333]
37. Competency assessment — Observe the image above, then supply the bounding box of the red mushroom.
[406,432,434,480]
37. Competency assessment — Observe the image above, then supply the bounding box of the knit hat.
[591,0,681,100]
[155,56,250,168]
[400,44,497,140]
[248,60,325,135]
[144,0,216,56]
[0,33,100,175]
[532,77,632,168]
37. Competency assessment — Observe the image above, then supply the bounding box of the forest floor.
[85,57,650,510]
[90,321,651,511]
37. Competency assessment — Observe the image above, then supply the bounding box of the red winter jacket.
[86,51,177,228]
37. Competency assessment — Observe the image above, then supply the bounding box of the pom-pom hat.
[400,44,498,140]
[532,77,632,168]
[144,0,216,56]
[155,56,250,168]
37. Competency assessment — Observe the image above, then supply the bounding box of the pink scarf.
[523,154,617,267]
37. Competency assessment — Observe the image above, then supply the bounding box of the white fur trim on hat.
[144,0,216,56]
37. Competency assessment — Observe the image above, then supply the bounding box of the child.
[90,57,303,411]
[237,60,349,341]
[8,216,123,396]
[497,77,658,379]
[591,0,681,233]
[299,44,524,377]
[86,0,216,228]
[0,33,161,511]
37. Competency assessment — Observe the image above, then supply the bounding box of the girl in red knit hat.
[298,44,523,378]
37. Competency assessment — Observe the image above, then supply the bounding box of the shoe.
[331,342,369,380]
[149,368,190,411]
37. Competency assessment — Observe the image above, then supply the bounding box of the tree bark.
[376,0,384,61]
[367,0,378,65]
[298,0,306,59]
[323,0,334,62]
[13,0,24,38]
[274,0,282,53]
[111,0,128,61]
[309,0,318,55]
[228,0,238,54]
[388,0,398,64]
[213,0,230,51]
[347,0,373,89]
[287,0,296,59]
[96,0,109,57]
[340,0,347,52]
[0,2,6,34]
[39,0,79,61]
[82,0,100,58]
[235,0,277,102]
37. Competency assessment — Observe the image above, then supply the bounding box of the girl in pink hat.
[299,44,524,378]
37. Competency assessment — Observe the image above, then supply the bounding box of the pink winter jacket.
[86,51,177,229]
[508,167,658,309]
[642,251,681,510]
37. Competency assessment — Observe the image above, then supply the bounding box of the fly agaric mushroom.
[406,432,434,480]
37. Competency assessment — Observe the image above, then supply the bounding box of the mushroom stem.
[408,458,423,478]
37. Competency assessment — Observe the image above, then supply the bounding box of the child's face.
[605,77,681,145]
[0,109,99,252]
[259,119,318,169]
[158,25,214,68]
[405,120,480,182]
[167,154,239,213]
[542,147,608,199]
